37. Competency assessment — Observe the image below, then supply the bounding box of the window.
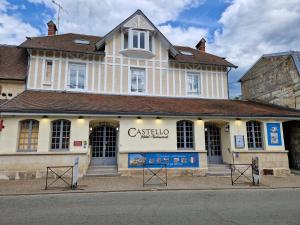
[186,72,200,96]
[130,68,146,93]
[44,60,53,84]
[246,121,263,149]
[177,120,194,149]
[18,120,39,151]
[123,30,152,52]
[68,63,86,90]
[51,120,71,150]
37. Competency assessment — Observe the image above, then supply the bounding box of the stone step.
[207,164,232,176]
[86,166,120,177]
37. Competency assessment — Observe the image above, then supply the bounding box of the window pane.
[187,73,200,95]
[69,63,86,90]
[149,35,152,52]
[124,32,128,49]
[140,32,145,49]
[45,60,53,83]
[69,64,77,89]
[51,120,71,150]
[133,32,138,48]
[246,121,263,149]
[18,120,39,151]
[131,68,145,93]
[177,120,194,149]
[78,66,86,89]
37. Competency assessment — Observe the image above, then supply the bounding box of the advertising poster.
[267,123,282,146]
[128,152,199,168]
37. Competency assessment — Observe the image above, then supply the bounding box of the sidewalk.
[1,174,300,196]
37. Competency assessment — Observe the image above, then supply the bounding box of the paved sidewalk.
[1,174,300,196]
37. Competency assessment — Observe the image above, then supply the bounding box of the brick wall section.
[241,55,300,109]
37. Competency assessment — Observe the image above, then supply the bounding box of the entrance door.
[91,124,117,166]
[205,124,222,164]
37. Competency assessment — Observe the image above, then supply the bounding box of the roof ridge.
[29,33,103,39]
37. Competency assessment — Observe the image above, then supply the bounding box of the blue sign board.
[128,152,199,168]
[267,123,282,146]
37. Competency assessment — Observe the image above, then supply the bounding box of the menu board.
[128,152,199,168]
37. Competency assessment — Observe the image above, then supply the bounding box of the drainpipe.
[227,67,232,99]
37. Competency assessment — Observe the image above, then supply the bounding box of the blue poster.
[128,152,199,168]
[267,123,282,146]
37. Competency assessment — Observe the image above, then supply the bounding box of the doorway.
[205,124,222,164]
[90,123,117,166]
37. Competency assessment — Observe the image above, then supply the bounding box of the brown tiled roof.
[0,45,28,80]
[1,91,300,118]
[19,33,104,55]
[173,46,237,68]
[0,99,7,106]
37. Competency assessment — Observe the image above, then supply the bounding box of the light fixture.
[236,118,241,121]
[89,127,93,131]
[137,116,142,120]
[197,117,202,121]
[156,117,161,120]
[42,115,48,119]
[78,116,84,119]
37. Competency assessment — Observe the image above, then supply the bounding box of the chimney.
[196,38,206,52]
[47,20,57,36]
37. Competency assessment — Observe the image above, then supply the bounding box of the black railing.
[229,163,255,186]
[143,163,167,186]
[45,166,76,190]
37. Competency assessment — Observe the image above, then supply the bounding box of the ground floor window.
[18,119,39,151]
[51,120,71,150]
[246,121,263,149]
[177,120,194,149]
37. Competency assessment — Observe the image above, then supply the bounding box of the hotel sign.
[128,128,169,139]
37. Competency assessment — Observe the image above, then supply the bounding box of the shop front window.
[51,119,71,151]
[177,120,194,149]
[246,121,263,149]
[18,119,39,151]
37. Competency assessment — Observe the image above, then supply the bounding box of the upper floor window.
[51,119,71,151]
[177,120,194,149]
[43,60,53,84]
[18,119,39,151]
[123,29,153,52]
[68,63,86,90]
[246,121,263,149]
[186,72,200,96]
[130,68,146,93]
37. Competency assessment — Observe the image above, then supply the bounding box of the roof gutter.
[1,112,300,120]
[168,59,238,68]
[18,46,105,56]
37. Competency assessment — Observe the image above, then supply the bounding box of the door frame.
[90,123,118,166]
[205,124,223,164]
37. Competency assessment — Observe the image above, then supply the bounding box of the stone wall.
[241,55,300,109]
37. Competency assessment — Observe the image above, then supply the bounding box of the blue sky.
[1,0,300,98]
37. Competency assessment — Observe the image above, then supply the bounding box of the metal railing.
[143,163,167,186]
[45,166,76,190]
[229,163,255,186]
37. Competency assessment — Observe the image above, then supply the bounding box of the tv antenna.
[52,0,69,33]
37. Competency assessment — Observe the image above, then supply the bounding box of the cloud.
[0,0,40,44]
[159,24,208,46]
[208,0,300,97]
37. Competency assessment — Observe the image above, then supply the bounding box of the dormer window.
[122,29,153,54]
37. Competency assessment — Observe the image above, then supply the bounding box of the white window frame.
[122,29,152,52]
[186,72,201,96]
[129,67,147,94]
[43,59,53,85]
[67,62,87,91]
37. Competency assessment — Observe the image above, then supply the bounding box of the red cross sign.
[0,120,4,131]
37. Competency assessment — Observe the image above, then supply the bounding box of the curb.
[1,186,300,197]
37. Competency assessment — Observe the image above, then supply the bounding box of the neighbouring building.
[0,10,300,180]
[240,51,300,170]
[0,45,27,104]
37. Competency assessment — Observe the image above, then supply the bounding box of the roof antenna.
[52,0,69,34]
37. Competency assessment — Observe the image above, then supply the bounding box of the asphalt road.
[0,189,300,225]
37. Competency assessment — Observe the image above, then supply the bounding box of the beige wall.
[0,81,25,100]
[0,116,289,178]
[26,32,228,99]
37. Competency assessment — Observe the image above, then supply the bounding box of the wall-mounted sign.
[128,128,169,139]
[266,123,282,146]
[73,141,82,147]
[234,135,245,148]
[128,152,199,168]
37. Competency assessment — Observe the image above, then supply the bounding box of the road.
[0,189,300,225]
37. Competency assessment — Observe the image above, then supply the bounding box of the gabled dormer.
[96,10,178,59]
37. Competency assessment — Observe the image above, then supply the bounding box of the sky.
[1,0,300,97]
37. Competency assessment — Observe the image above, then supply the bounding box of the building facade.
[240,52,300,170]
[0,10,299,179]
